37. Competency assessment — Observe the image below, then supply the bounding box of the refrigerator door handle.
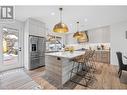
[19,47,22,51]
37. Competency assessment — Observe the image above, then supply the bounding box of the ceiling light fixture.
[53,8,69,33]
[73,22,83,39]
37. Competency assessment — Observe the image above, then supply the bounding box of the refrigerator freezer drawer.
[39,57,45,66]
[30,58,40,70]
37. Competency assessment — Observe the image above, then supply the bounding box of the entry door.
[0,25,23,71]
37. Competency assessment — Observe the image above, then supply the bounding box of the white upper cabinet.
[88,26,110,43]
[26,18,46,37]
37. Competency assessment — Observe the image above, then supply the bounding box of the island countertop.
[45,51,86,59]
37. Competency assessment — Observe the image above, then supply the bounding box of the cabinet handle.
[57,57,61,60]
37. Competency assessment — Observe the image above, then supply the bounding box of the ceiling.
[15,6,127,33]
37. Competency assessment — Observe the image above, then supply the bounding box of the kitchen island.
[45,51,86,88]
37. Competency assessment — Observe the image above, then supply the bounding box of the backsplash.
[66,43,110,50]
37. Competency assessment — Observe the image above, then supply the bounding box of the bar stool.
[85,50,96,73]
[69,50,93,87]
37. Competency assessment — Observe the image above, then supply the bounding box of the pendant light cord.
[77,22,79,32]
[59,8,62,23]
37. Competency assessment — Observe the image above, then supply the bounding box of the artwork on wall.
[77,31,89,43]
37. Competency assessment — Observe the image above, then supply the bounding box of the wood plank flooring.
[25,67,57,89]
[63,63,127,89]
[26,63,127,89]
[0,62,127,89]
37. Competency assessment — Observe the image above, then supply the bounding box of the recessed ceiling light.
[85,18,88,22]
[51,12,55,16]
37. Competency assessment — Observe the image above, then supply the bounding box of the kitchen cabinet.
[88,26,110,43]
[94,50,110,64]
[24,18,46,70]
[45,51,86,88]
[28,18,46,37]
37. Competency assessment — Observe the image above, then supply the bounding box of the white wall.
[110,21,127,65]
[65,33,78,44]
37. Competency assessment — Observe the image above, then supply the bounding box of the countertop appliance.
[29,35,46,70]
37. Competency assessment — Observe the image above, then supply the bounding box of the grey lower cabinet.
[93,50,110,64]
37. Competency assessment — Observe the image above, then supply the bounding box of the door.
[38,37,45,56]
[38,37,45,66]
[29,36,39,57]
[0,25,23,71]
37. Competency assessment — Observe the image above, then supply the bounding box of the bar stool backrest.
[81,50,92,62]
[72,50,95,63]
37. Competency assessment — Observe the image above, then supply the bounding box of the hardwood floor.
[26,63,127,89]
[0,62,127,89]
[63,63,127,89]
[25,67,57,89]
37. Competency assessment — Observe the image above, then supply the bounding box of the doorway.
[2,27,19,65]
[0,24,23,72]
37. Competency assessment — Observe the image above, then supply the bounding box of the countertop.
[45,49,110,59]
[45,51,86,59]
[95,49,110,52]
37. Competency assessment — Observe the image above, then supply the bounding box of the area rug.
[0,69,42,89]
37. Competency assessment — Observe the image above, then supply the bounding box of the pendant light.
[53,8,69,33]
[77,31,89,43]
[73,22,83,39]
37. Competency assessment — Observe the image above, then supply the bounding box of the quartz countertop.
[45,51,86,59]
[45,49,110,59]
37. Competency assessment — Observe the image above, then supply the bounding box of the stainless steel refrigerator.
[29,35,45,70]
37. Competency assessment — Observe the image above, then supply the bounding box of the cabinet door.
[38,26,45,37]
[101,51,110,63]
[29,23,38,36]
[29,19,45,37]
[94,51,110,64]
[96,51,101,62]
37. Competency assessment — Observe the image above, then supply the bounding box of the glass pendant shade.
[53,8,69,33]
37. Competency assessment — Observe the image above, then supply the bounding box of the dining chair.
[116,52,127,78]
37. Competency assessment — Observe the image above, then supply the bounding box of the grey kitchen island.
[45,51,85,88]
